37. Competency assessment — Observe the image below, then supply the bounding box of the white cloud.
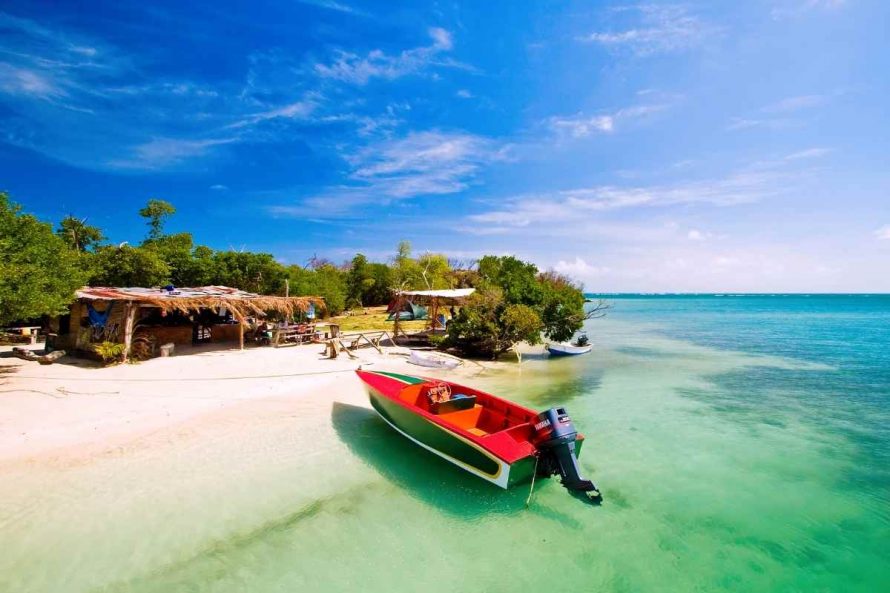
[875,225,890,240]
[314,28,459,85]
[687,229,711,241]
[456,89,473,99]
[772,0,847,20]
[784,147,831,160]
[554,257,610,280]
[763,94,827,113]
[0,63,60,98]
[549,104,666,138]
[295,0,366,15]
[228,95,319,129]
[271,130,506,216]
[726,116,797,132]
[111,137,238,169]
[578,5,715,56]
[210,184,229,191]
[467,168,785,233]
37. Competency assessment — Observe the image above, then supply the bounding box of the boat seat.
[430,394,476,415]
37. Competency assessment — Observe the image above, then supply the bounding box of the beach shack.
[49,286,324,361]
[392,288,475,337]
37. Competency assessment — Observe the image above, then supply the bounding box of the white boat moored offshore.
[547,333,593,356]
[546,342,593,356]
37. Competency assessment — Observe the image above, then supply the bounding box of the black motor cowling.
[532,407,601,503]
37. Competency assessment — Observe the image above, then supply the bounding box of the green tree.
[0,193,88,324]
[444,286,543,359]
[364,263,393,305]
[138,199,176,240]
[286,264,347,315]
[210,251,288,294]
[417,252,452,289]
[478,255,543,306]
[143,232,198,286]
[345,254,372,308]
[538,271,587,342]
[392,240,422,289]
[89,245,170,287]
[56,215,104,252]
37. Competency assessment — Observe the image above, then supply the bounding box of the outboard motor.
[532,407,602,503]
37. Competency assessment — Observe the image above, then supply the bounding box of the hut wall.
[139,322,241,346]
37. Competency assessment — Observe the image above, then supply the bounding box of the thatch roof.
[75,286,324,322]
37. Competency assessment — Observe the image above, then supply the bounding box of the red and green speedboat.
[355,369,601,502]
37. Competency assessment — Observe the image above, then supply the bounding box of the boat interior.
[397,381,537,439]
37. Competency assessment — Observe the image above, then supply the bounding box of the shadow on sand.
[331,402,583,527]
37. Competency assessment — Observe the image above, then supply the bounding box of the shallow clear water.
[1,295,888,592]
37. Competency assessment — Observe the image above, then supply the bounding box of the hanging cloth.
[87,303,113,328]
[307,303,316,319]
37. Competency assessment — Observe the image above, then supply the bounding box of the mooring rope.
[7,366,367,383]
[525,454,540,507]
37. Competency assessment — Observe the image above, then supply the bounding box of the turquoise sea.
[1,295,888,592]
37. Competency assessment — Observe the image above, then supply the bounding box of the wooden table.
[272,325,320,347]
[4,326,41,344]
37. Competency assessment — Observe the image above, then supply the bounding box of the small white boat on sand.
[547,333,593,356]
[408,349,463,369]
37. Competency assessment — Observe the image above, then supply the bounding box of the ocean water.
[1,295,888,592]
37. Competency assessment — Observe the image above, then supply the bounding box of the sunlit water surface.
[1,295,888,592]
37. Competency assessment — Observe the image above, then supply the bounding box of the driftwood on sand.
[12,348,66,365]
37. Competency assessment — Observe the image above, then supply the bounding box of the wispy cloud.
[464,166,793,234]
[875,225,890,241]
[763,94,827,113]
[314,27,461,85]
[784,147,831,160]
[728,93,832,132]
[548,104,667,138]
[295,0,367,16]
[577,5,715,56]
[771,0,847,20]
[110,137,238,169]
[270,130,506,216]
[726,117,797,131]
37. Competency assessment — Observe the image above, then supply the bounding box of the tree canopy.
[139,199,176,240]
[0,192,89,325]
[445,255,591,357]
[0,193,600,337]
[56,216,104,253]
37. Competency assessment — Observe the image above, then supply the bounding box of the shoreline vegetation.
[1,192,605,361]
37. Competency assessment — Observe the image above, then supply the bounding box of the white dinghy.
[408,349,463,369]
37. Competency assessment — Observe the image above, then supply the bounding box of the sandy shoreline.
[0,342,496,468]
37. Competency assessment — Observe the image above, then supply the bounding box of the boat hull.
[408,350,461,369]
[547,343,593,356]
[364,385,537,489]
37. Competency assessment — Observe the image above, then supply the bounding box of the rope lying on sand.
[6,366,369,383]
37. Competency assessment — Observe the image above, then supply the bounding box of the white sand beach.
[0,343,493,467]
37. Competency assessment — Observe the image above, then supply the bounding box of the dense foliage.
[0,194,598,341]
[444,286,545,359]
[445,256,589,358]
[0,193,89,325]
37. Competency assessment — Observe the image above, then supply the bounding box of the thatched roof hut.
[75,286,322,323]
[58,286,324,360]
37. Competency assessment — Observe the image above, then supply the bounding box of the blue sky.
[1,0,888,291]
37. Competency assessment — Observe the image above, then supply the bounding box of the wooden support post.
[239,321,245,350]
[121,301,136,363]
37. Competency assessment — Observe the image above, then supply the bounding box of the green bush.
[444,286,544,359]
[94,341,126,364]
